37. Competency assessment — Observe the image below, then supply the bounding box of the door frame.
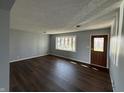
[89,33,110,68]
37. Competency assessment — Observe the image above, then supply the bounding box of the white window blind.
[56,36,76,52]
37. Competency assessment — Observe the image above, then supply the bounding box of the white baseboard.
[48,53,90,64]
[109,69,116,91]
[10,54,48,63]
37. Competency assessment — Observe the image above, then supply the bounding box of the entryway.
[91,35,108,67]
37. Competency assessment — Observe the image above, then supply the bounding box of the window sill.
[55,49,76,53]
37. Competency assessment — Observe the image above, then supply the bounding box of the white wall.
[109,1,124,91]
[10,29,49,62]
[0,9,9,92]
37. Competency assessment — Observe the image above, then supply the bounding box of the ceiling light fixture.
[76,25,81,28]
[43,32,46,34]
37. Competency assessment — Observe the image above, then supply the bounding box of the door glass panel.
[94,37,104,52]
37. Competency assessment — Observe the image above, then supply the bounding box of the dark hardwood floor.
[10,55,113,92]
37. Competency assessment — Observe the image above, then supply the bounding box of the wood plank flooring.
[10,55,113,92]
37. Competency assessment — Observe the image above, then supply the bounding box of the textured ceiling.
[10,0,122,34]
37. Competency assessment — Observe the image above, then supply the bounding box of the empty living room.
[0,0,124,92]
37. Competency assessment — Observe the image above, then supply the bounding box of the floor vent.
[81,64,88,68]
[91,67,98,71]
[70,61,77,64]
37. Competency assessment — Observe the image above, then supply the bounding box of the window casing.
[56,36,76,52]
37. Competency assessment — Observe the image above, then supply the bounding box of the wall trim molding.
[109,69,116,92]
[9,54,48,63]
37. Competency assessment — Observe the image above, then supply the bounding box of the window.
[94,37,104,52]
[56,36,76,52]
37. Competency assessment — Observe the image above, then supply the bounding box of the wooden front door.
[91,35,108,67]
